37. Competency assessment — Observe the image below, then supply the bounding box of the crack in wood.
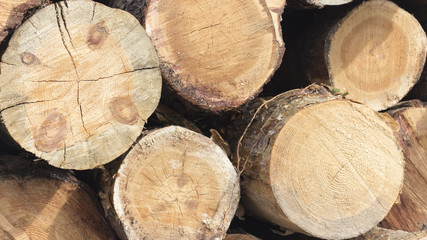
[54,2,79,79]
[0,99,57,113]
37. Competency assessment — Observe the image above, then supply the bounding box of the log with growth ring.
[235,85,405,239]
[0,0,161,170]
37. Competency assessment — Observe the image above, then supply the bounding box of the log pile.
[0,0,426,239]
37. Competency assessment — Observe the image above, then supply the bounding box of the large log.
[100,126,240,239]
[379,100,427,232]
[144,0,284,112]
[234,85,404,239]
[0,155,116,239]
[285,0,427,111]
[0,1,161,170]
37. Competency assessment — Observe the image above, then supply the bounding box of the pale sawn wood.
[0,1,161,170]
[0,155,116,239]
[100,126,240,239]
[236,85,404,239]
[144,0,283,112]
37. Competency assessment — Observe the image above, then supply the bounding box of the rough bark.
[379,100,427,232]
[144,0,283,112]
[0,155,116,239]
[235,84,404,239]
[0,1,161,170]
[0,0,46,43]
[99,126,240,240]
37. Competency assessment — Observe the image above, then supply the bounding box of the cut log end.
[326,0,427,111]
[269,100,404,239]
[145,0,282,111]
[112,126,239,239]
[237,85,404,240]
[0,155,115,239]
[0,1,161,170]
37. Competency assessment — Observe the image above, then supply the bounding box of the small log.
[100,126,240,239]
[0,0,44,43]
[0,1,161,170]
[144,0,283,112]
[235,85,404,239]
[379,100,427,232]
[289,0,427,111]
[224,233,260,240]
[354,227,427,240]
[0,155,116,239]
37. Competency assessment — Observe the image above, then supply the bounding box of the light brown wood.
[235,85,404,240]
[100,126,240,240]
[144,0,283,112]
[0,0,44,42]
[354,227,427,240]
[0,1,161,170]
[325,0,427,111]
[0,155,116,239]
[380,100,427,232]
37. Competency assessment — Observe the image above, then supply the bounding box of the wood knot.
[109,96,138,125]
[87,20,108,49]
[21,52,37,65]
[34,111,67,152]
[176,173,189,188]
[185,199,198,210]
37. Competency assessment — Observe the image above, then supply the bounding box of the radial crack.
[77,82,90,136]
[54,2,79,79]
[79,66,159,82]
[0,99,57,113]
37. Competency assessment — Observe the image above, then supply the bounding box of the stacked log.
[99,126,239,239]
[144,0,284,112]
[0,155,116,239]
[280,0,427,111]
[0,0,161,170]
[234,85,404,239]
[0,0,426,239]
